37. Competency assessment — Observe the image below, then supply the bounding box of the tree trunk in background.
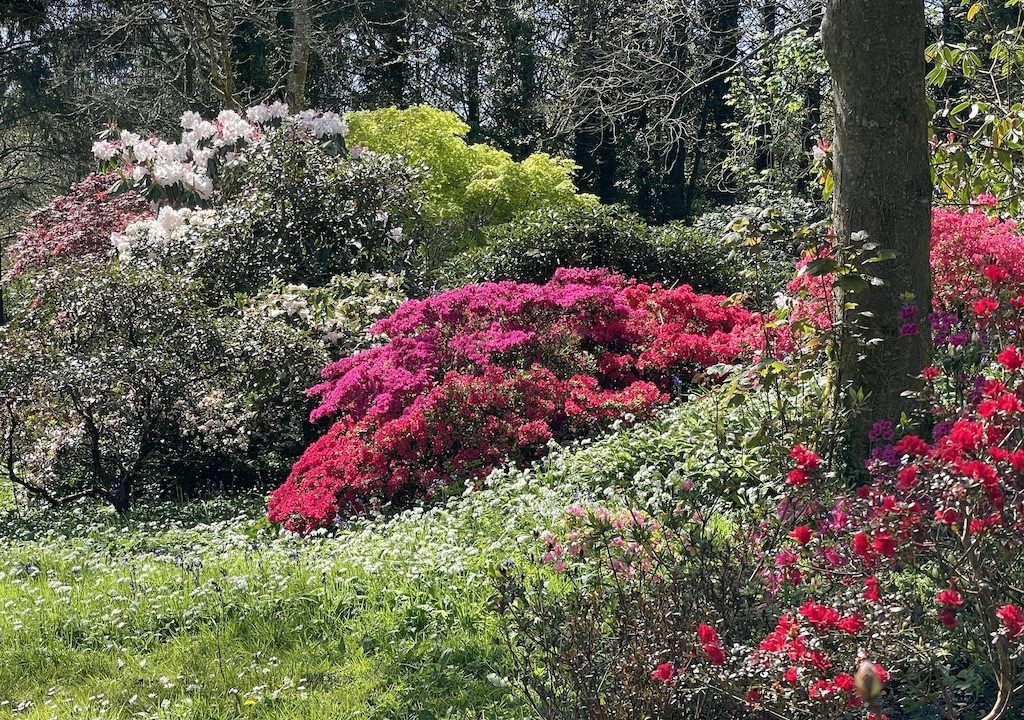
[286,0,311,109]
[753,0,777,174]
[821,0,932,463]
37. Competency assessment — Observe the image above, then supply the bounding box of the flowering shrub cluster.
[268,268,761,532]
[0,259,330,512]
[236,273,406,352]
[504,288,1024,719]
[94,103,347,201]
[932,203,1024,314]
[3,173,151,281]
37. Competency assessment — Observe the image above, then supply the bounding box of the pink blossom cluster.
[268,268,761,532]
[785,205,1024,331]
[932,205,1024,313]
[3,173,151,281]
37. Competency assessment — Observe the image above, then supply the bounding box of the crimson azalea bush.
[267,268,762,532]
[3,173,151,281]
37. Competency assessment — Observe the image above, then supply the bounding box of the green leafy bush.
[694,191,827,305]
[0,260,328,512]
[345,105,595,262]
[436,205,739,293]
[216,129,423,291]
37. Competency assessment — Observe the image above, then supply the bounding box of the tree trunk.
[286,0,311,110]
[821,0,932,462]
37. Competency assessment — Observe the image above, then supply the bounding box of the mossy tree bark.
[821,0,933,463]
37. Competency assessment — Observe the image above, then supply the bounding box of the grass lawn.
[0,396,763,719]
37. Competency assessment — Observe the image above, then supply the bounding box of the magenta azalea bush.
[268,268,762,532]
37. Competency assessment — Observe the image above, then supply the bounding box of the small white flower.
[180,110,203,130]
[92,140,118,161]
[246,104,273,124]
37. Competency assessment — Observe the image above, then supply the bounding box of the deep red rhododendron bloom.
[852,533,871,557]
[997,345,1024,372]
[789,525,814,545]
[696,623,726,665]
[270,269,761,531]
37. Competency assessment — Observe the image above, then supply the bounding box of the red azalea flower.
[863,576,880,603]
[973,297,999,317]
[836,614,864,634]
[651,662,675,683]
[786,468,810,486]
[696,623,719,646]
[872,533,897,558]
[937,589,964,608]
[782,667,799,684]
[799,600,841,631]
[893,434,929,456]
[852,532,871,557]
[935,507,959,525]
[997,604,1024,638]
[938,608,959,628]
[704,644,725,666]
[984,263,1009,285]
[789,525,814,545]
[789,444,821,470]
[997,346,1024,372]
[895,464,918,491]
[834,673,855,693]
[922,366,941,381]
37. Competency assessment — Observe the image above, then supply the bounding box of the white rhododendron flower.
[92,140,118,161]
[99,103,348,200]
[267,100,290,119]
[131,139,157,163]
[151,159,185,186]
[180,110,203,130]
[246,104,272,123]
[119,130,141,148]
[156,206,185,234]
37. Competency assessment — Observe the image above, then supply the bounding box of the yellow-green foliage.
[345,105,595,227]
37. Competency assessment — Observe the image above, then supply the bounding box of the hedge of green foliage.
[435,204,740,293]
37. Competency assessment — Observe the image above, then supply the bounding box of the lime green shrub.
[345,105,595,260]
